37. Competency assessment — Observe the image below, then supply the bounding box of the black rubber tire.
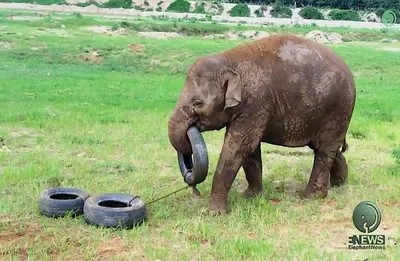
[38,187,90,218]
[83,193,146,229]
[177,126,209,186]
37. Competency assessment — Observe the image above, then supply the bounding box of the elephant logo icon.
[352,201,382,234]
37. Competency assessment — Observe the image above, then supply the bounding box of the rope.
[128,185,192,207]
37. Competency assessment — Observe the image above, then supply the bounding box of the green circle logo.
[352,201,381,233]
[382,10,397,27]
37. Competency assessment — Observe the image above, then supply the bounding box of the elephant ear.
[223,69,242,110]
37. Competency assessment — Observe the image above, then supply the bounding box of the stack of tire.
[38,187,146,229]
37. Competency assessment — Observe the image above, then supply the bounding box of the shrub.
[328,9,361,21]
[375,7,386,17]
[166,0,191,13]
[299,6,324,20]
[209,1,224,15]
[193,2,206,14]
[133,5,145,11]
[254,8,264,17]
[393,148,400,165]
[229,4,250,17]
[270,5,292,18]
[102,0,133,9]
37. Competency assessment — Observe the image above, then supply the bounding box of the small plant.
[206,14,212,21]
[166,0,191,13]
[73,12,83,18]
[270,5,292,18]
[193,2,206,14]
[229,4,250,17]
[156,6,162,11]
[393,148,400,165]
[254,8,264,17]
[144,0,149,6]
[328,9,361,21]
[299,6,324,20]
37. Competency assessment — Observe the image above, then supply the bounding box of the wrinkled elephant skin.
[168,35,356,215]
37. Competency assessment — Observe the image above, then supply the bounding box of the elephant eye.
[193,100,204,108]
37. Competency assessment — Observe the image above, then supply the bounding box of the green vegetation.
[254,7,264,17]
[299,6,324,20]
[101,0,132,9]
[208,1,224,15]
[193,2,206,14]
[166,0,191,13]
[229,3,251,17]
[270,4,292,18]
[0,10,400,260]
[329,9,362,21]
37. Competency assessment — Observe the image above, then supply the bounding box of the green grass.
[1,10,400,260]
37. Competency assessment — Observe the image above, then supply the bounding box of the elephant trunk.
[168,105,194,155]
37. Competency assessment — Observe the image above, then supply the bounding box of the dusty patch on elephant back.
[305,30,343,44]
[137,32,183,39]
[78,50,103,63]
[83,26,129,36]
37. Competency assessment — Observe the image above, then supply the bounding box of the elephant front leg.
[208,116,267,215]
[242,144,263,199]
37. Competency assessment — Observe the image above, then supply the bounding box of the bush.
[299,6,324,20]
[393,148,400,165]
[209,1,224,15]
[328,9,361,21]
[193,2,206,14]
[101,0,132,9]
[375,7,385,17]
[166,0,191,13]
[270,5,292,18]
[229,4,251,17]
[254,8,264,17]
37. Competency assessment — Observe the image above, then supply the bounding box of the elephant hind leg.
[330,152,348,187]
[302,149,335,199]
[242,143,263,198]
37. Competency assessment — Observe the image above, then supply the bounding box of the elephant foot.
[242,187,262,199]
[330,152,348,187]
[301,185,328,200]
[207,198,230,216]
[330,176,347,187]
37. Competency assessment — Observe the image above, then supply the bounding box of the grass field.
[0,10,400,260]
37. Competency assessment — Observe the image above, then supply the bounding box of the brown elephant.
[168,34,356,215]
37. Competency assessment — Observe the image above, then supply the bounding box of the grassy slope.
[0,11,400,260]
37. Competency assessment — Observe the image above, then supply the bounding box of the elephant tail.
[341,138,348,153]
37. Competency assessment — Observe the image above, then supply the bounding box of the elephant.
[168,34,356,215]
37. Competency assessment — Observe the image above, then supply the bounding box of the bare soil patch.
[78,50,103,63]
[6,15,42,21]
[381,47,400,52]
[305,30,343,44]
[0,41,12,50]
[137,31,182,39]
[83,26,129,36]
[129,43,144,53]
[204,30,270,40]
